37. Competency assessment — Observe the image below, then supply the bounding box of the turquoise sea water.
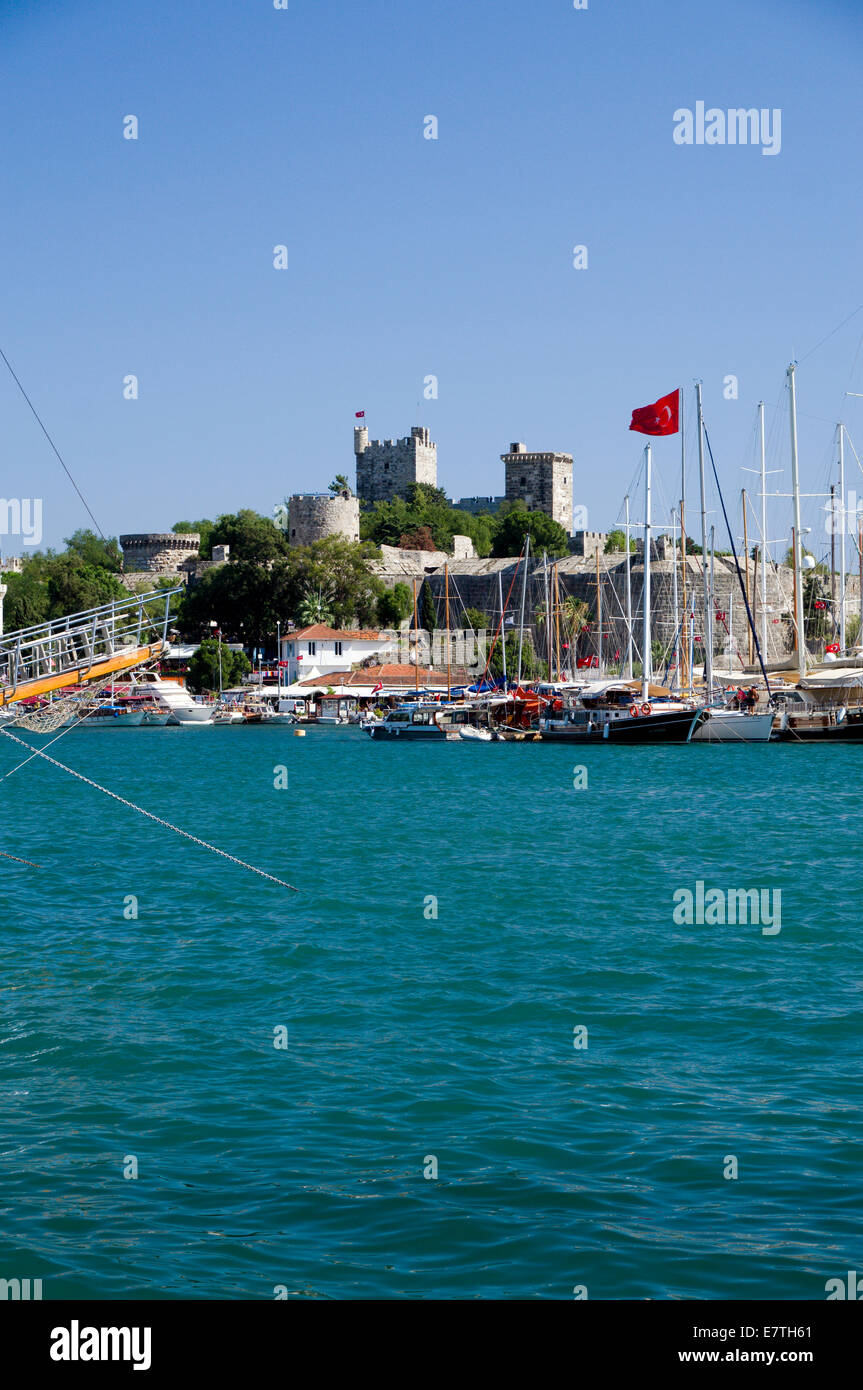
[1,724,861,1300]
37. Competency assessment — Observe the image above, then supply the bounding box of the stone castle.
[286,492,360,546]
[354,425,438,506]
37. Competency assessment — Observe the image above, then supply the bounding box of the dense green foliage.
[376,582,413,627]
[186,638,251,694]
[1,530,126,630]
[360,483,496,557]
[489,502,570,559]
[604,529,636,554]
[177,536,385,645]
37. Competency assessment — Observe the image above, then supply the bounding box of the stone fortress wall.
[119,533,200,574]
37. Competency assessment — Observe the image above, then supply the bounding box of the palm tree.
[297,586,335,626]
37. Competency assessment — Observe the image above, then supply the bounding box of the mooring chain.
[0,727,297,892]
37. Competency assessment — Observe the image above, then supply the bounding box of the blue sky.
[1,0,861,557]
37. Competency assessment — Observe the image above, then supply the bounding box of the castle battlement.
[355,424,437,505]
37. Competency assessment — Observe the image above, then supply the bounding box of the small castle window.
[520,477,526,486]
[384,462,389,470]
[291,528,296,537]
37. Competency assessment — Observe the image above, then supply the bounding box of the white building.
[279,624,389,686]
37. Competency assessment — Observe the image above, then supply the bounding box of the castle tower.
[355,425,437,505]
[287,493,360,546]
[502,442,573,534]
[120,532,200,574]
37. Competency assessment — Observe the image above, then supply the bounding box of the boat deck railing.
[0,588,181,702]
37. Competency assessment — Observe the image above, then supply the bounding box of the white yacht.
[116,671,214,725]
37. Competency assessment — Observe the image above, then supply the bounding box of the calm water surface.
[1,725,861,1299]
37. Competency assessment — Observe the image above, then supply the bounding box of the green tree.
[462,606,488,632]
[377,582,413,627]
[186,638,251,694]
[329,475,352,495]
[66,529,123,572]
[490,504,570,559]
[421,580,437,631]
[297,586,335,626]
[173,519,215,558]
[2,561,50,629]
[360,482,494,558]
[208,509,288,563]
[604,529,635,554]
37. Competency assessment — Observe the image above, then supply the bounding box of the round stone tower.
[287,493,360,547]
[120,533,201,574]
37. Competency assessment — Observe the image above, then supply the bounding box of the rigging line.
[0,666,131,780]
[0,346,105,538]
[0,726,298,892]
[799,304,863,364]
[702,425,772,695]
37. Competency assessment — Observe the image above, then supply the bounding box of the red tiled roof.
[300,664,473,689]
[288,625,383,642]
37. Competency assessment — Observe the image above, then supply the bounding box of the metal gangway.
[0,588,181,707]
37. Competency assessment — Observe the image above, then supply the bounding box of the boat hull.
[777,712,863,742]
[539,708,703,744]
[690,710,774,743]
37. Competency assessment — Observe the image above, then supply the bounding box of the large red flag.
[629,389,679,436]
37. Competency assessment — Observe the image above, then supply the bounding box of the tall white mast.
[758,401,768,658]
[670,507,679,691]
[696,381,712,697]
[624,494,633,679]
[838,422,847,652]
[787,362,806,672]
[642,443,652,702]
[498,568,508,686]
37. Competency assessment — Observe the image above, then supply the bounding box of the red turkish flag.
[629,389,679,436]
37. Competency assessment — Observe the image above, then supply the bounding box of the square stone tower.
[355,425,437,505]
[502,442,573,533]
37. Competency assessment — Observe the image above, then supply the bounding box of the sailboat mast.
[543,553,552,678]
[680,387,688,693]
[787,362,806,673]
[642,442,652,702]
[696,381,712,696]
[517,535,529,684]
[595,549,601,678]
[445,562,451,698]
[839,423,847,652]
[498,568,508,687]
[758,401,768,658]
[670,507,679,692]
[624,494,633,679]
[742,490,753,665]
[554,565,562,681]
[709,526,716,685]
[413,578,419,692]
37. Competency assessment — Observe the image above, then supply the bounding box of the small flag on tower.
[355,410,365,419]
